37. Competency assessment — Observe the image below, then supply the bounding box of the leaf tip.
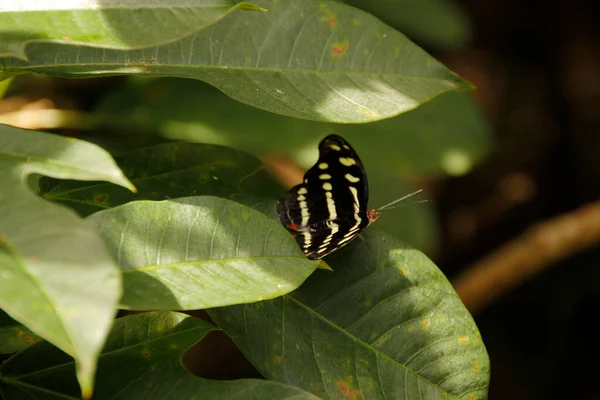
[76,364,95,400]
[115,174,137,193]
[236,2,268,12]
[317,260,333,271]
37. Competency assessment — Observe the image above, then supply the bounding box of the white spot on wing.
[345,173,360,183]
[339,157,357,166]
[325,191,337,219]
[298,187,309,226]
[300,201,309,226]
[319,174,332,180]
[341,185,364,247]
[330,144,341,151]
[349,186,360,212]
[322,182,333,191]
[319,221,339,250]
[318,163,328,169]
[302,231,311,248]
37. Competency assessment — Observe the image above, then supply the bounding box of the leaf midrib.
[0,151,118,182]
[9,62,460,85]
[41,160,245,198]
[1,3,236,12]
[121,255,310,273]
[288,295,461,400]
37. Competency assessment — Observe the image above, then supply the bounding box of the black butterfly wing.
[301,217,370,260]
[277,134,371,259]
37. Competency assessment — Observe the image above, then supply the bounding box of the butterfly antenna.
[377,189,426,211]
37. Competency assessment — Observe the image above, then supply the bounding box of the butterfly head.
[366,209,380,224]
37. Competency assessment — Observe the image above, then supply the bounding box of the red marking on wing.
[287,222,301,231]
[332,40,349,56]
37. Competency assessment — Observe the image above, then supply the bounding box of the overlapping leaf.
[40,141,283,217]
[88,196,318,310]
[210,230,490,399]
[0,124,134,397]
[0,311,321,399]
[0,1,262,59]
[0,311,40,354]
[0,0,472,123]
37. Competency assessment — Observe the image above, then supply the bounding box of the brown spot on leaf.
[337,379,361,399]
[332,40,349,57]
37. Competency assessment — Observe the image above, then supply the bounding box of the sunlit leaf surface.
[210,230,490,399]
[88,197,319,310]
[0,124,134,396]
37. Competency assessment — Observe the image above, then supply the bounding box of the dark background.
[440,0,600,399]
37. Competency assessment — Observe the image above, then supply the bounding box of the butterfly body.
[277,134,379,260]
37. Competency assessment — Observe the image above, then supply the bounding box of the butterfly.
[277,134,422,260]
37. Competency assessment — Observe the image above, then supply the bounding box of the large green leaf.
[40,141,283,217]
[0,0,471,123]
[0,311,40,354]
[0,1,262,59]
[0,311,321,399]
[87,196,318,310]
[340,0,472,50]
[210,230,490,399]
[0,124,134,397]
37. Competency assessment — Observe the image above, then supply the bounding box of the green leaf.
[40,141,283,217]
[340,0,472,50]
[0,311,321,400]
[0,0,471,123]
[87,196,319,310]
[0,1,260,60]
[0,311,40,354]
[0,124,134,397]
[209,230,490,399]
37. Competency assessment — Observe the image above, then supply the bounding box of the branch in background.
[453,200,600,314]
[260,153,304,189]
